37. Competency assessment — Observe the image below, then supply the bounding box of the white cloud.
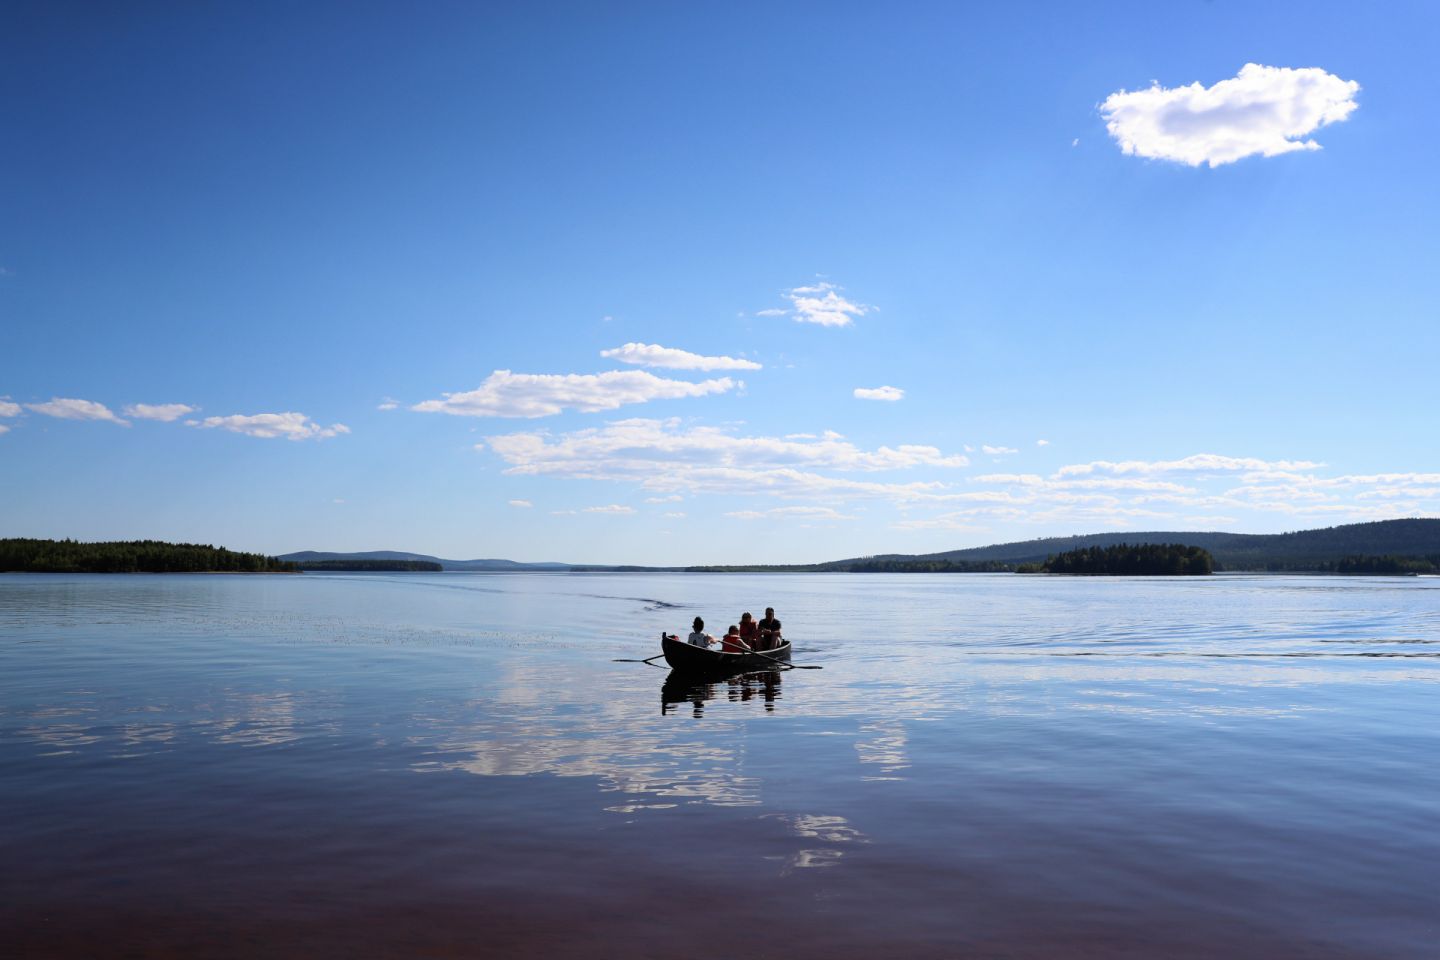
[854,385,904,402]
[1036,439,1050,447]
[583,504,635,515]
[487,418,968,479]
[377,397,400,411]
[1057,454,1321,478]
[982,444,1018,455]
[600,343,761,371]
[123,403,195,422]
[0,400,21,417]
[788,282,870,327]
[0,424,8,435]
[663,511,686,519]
[508,499,533,508]
[760,282,871,327]
[645,494,683,503]
[196,412,350,441]
[413,369,737,418]
[26,397,129,426]
[1101,63,1359,167]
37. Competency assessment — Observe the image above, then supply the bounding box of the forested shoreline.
[0,539,298,573]
[1017,543,1214,576]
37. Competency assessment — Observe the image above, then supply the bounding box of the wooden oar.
[749,646,821,670]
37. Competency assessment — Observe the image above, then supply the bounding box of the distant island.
[1015,543,1214,575]
[0,539,297,574]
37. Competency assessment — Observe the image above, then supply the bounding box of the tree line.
[1016,543,1214,575]
[0,539,298,573]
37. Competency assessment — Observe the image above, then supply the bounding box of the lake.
[1,572,1436,958]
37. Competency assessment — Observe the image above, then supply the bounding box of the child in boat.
[687,617,716,647]
[720,624,753,654]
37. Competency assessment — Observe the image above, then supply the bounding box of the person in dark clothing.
[756,607,782,650]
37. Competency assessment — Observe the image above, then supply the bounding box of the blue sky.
[3,1,1437,564]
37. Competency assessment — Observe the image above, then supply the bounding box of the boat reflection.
[660,667,783,716]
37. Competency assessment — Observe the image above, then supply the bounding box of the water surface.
[2,573,1436,958]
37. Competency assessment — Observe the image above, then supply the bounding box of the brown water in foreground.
[2,573,1436,958]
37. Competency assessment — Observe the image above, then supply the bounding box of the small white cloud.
[550,509,577,516]
[26,397,129,426]
[508,499,533,508]
[0,399,21,417]
[377,397,400,411]
[413,369,738,419]
[0,424,9,435]
[1071,138,1080,147]
[583,504,635,515]
[982,444,1018,455]
[663,511,686,519]
[786,282,870,327]
[1036,439,1050,447]
[196,412,349,441]
[600,343,762,371]
[755,308,789,317]
[1102,63,1360,167]
[123,403,195,422]
[854,385,904,402]
[645,494,683,503]
[332,498,346,504]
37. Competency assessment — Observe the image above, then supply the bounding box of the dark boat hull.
[661,633,791,673]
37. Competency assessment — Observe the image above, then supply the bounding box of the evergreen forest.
[0,539,298,573]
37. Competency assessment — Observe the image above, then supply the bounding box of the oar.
[740,642,822,670]
[615,631,678,664]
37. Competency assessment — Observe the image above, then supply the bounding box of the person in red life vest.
[738,612,759,648]
[720,624,753,653]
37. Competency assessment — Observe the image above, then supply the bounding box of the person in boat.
[757,607,782,650]
[687,616,716,647]
[720,624,753,654]
[738,612,759,648]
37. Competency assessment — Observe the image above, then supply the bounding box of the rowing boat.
[661,632,791,673]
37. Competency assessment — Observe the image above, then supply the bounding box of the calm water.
[2,572,1437,958]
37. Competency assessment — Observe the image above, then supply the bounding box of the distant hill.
[278,550,580,571]
[841,519,1440,572]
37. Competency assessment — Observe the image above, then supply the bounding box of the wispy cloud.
[377,397,400,411]
[1057,454,1321,478]
[645,494,683,503]
[413,370,737,418]
[663,511,686,519]
[600,343,761,371]
[0,425,9,435]
[1102,63,1359,167]
[0,399,21,418]
[583,504,635,515]
[725,505,857,522]
[982,444,1018,455]
[854,385,904,402]
[486,418,968,479]
[123,403,195,422]
[1036,439,1050,447]
[26,397,129,426]
[196,412,350,441]
[508,499,533,508]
